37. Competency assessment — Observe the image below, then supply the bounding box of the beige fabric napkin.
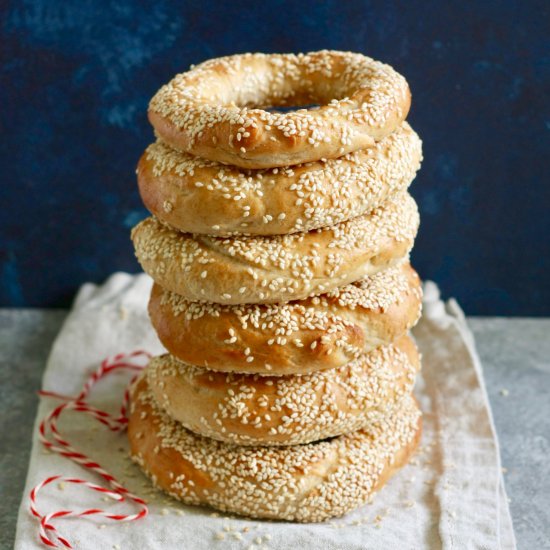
[15,273,515,549]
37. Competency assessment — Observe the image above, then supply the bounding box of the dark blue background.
[1,1,549,314]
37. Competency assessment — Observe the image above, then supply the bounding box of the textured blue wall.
[1,1,549,314]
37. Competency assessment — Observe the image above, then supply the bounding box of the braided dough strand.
[146,335,420,446]
[149,262,422,375]
[131,192,419,305]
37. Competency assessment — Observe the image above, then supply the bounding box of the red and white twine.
[30,350,152,548]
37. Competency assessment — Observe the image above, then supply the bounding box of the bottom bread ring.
[128,376,422,522]
[146,335,420,446]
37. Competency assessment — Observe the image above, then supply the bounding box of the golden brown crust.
[148,51,411,168]
[146,336,419,446]
[149,262,422,375]
[137,123,422,236]
[128,376,422,522]
[131,193,419,305]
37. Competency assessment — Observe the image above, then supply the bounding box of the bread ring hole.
[199,58,354,110]
[268,103,321,114]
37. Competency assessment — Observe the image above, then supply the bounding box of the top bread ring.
[148,51,411,168]
[138,123,422,236]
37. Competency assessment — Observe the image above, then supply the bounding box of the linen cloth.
[15,273,516,549]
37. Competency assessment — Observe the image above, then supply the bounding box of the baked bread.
[149,262,422,375]
[128,376,422,522]
[131,192,419,305]
[137,123,422,236]
[146,335,419,446]
[148,51,411,168]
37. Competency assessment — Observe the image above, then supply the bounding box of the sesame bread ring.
[149,262,422,375]
[137,123,422,236]
[146,335,419,446]
[131,192,419,305]
[148,51,411,168]
[128,376,421,522]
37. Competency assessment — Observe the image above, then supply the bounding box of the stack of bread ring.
[129,50,424,523]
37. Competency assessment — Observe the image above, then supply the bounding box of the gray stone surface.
[468,317,550,550]
[0,310,548,549]
[0,309,68,550]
